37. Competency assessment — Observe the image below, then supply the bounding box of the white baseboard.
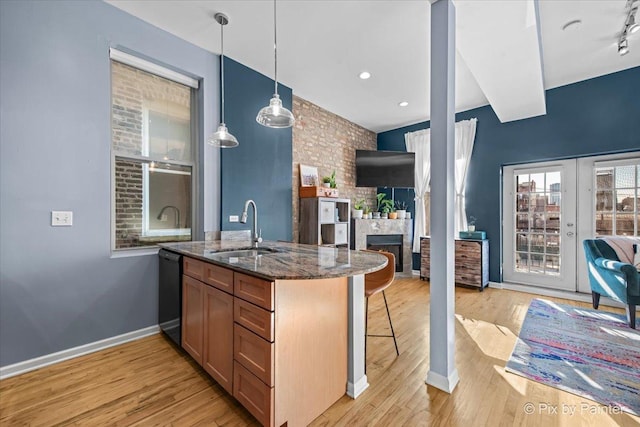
[347,375,370,399]
[491,281,636,310]
[426,369,459,393]
[0,325,160,380]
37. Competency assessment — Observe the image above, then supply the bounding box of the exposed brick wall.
[292,96,377,242]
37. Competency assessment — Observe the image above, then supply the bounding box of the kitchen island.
[159,240,387,427]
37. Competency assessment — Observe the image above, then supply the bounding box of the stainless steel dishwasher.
[158,249,182,347]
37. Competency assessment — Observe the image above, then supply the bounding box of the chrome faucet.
[240,199,262,248]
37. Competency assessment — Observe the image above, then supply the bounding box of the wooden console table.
[420,237,489,290]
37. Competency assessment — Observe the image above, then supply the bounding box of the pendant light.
[208,13,238,148]
[256,0,295,128]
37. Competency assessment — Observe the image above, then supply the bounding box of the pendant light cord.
[220,20,226,124]
[273,0,278,96]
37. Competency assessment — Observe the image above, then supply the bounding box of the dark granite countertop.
[158,240,387,281]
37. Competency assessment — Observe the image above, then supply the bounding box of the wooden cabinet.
[203,285,233,394]
[182,275,204,364]
[182,258,234,393]
[420,237,489,290]
[181,257,347,427]
[299,197,350,247]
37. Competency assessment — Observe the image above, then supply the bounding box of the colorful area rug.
[505,298,640,415]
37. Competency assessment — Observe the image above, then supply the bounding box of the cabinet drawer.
[203,263,234,294]
[234,324,274,386]
[319,201,336,223]
[183,257,204,281]
[234,298,274,342]
[233,361,274,427]
[234,273,274,311]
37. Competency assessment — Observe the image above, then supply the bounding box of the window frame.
[109,49,199,255]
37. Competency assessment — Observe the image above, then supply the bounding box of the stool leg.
[382,290,399,356]
[365,297,369,373]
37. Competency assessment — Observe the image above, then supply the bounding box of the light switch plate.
[229,215,239,223]
[52,211,73,226]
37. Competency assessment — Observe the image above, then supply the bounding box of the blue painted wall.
[378,67,640,280]
[220,58,293,241]
[0,0,220,366]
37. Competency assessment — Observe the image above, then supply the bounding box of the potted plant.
[353,199,365,219]
[376,193,395,219]
[388,206,398,219]
[468,216,477,232]
[395,200,407,219]
[322,170,337,189]
[363,205,372,219]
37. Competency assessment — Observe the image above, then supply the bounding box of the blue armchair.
[583,239,639,328]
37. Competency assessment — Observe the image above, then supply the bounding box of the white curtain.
[405,118,478,250]
[454,118,477,234]
[405,129,431,252]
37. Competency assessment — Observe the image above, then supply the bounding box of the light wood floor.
[1,277,638,426]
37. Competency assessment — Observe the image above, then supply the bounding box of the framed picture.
[299,164,319,187]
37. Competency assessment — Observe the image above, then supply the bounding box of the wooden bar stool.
[364,250,399,371]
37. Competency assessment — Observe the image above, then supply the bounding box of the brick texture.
[292,96,377,242]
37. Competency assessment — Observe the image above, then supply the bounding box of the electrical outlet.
[229,215,239,223]
[51,211,73,226]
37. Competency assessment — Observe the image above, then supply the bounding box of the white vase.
[353,209,363,219]
[322,182,331,188]
[397,210,406,219]
[468,225,476,232]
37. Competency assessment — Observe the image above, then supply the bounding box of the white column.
[347,273,369,398]
[426,0,459,393]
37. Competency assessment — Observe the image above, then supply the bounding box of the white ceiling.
[106,0,640,133]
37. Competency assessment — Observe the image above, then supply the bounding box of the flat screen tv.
[356,150,415,188]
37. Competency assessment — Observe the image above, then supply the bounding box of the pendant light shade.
[256,0,294,128]
[208,13,238,148]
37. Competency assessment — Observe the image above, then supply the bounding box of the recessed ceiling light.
[359,71,371,80]
[398,101,409,107]
[562,19,582,31]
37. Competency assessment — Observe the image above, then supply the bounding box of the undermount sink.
[208,247,279,258]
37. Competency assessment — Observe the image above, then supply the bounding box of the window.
[110,52,197,250]
[594,160,640,237]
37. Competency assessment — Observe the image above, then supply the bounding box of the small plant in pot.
[379,199,394,219]
[467,216,477,232]
[322,170,337,189]
[395,200,407,219]
[363,205,372,219]
[353,199,365,219]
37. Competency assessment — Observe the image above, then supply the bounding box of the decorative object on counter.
[388,209,398,220]
[373,211,381,219]
[353,199,365,219]
[300,164,319,187]
[467,215,477,232]
[395,201,407,219]
[322,177,331,188]
[208,13,239,148]
[256,0,295,128]
[406,212,411,219]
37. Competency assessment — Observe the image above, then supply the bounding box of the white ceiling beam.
[455,0,547,122]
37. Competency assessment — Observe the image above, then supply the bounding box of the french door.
[504,154,640,293]
[503,160,577,290]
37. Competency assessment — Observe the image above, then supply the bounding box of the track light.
[619,38,629,56]
[617,1,639,56]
